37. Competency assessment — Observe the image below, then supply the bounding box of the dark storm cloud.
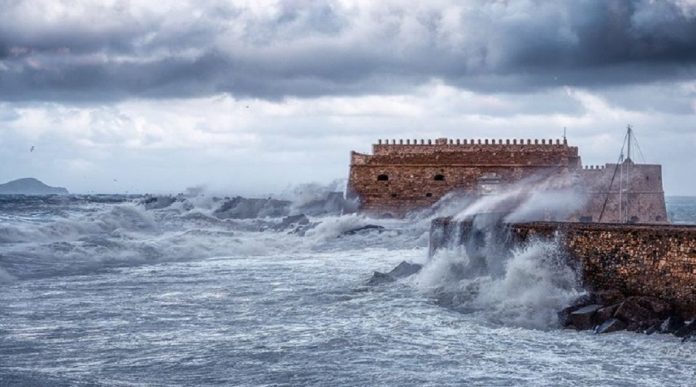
[1,0,696,101]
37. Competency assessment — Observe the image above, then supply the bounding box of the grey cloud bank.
[1,0,696,100]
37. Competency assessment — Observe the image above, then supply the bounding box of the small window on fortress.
[391,193,397,198]
[425,193,433,198]
[434,174,445,181]
[377,174,389,181]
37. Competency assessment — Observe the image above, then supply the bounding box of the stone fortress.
[348,136,668,223]
[348,132,696,327]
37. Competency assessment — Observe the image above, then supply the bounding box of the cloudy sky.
[1,0,695,195]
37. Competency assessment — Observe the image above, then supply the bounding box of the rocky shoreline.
[559,290,696,342]
[368,261,696,343]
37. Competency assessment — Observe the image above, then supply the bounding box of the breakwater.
[430,218,696,318]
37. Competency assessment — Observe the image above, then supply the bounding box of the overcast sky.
[1,0,695,195]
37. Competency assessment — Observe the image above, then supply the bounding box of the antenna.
[563,127,566,141]
[626,124,632,161]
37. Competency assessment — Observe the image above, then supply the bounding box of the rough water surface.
[1,194,695,386]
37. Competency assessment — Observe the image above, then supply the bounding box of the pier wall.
[429,218,696,317]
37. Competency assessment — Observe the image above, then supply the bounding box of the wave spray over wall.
[409,176,588,330]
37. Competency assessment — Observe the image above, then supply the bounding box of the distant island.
[0,178,69,195]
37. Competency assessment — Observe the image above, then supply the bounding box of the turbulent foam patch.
[0,191,431,281]
[414,237,580,330]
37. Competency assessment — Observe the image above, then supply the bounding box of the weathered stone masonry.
[430,218,696,317]
[348,138,581,216]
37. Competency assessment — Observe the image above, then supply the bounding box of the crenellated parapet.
[375,137,568,146]
[372,137,573,156]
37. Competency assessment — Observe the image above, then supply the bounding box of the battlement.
[372,137,572,156]
[376,137,568,146]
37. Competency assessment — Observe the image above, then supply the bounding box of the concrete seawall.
[430,218,696,317]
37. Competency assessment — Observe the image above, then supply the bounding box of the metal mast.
[627,125,632,161]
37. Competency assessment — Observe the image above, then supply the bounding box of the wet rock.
[367,261,423,286]
[569,304,602,330]
[625,322,641,332]
[614,298,654,323]
[387,261,422,279]
[636,319,662,333]
[594,304,620,324]
[558,306,576,328]
[559,302,587,327]
[674,320,696,338]
[569,294,594,309]
[644,323,660,335]
[340,224,385,236]
[594,318,627,334]
[632,296,672,318]
[366,271,395,286]
[593,289,625,306]
[558,294,594,326]
[659,316,685,334]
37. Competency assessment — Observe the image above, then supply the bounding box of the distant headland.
[0,178,69,195]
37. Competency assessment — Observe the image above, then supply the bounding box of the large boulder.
[340,224,385,236]
[558,294,595,327]
[614,298,654,323]
[595,304,620,324]
[366,271,395,286]
[367,261,423,286]
[674,320,696,338]
[388,261,423,279]
[558,306,576,328]
[659,316,685,334]
[595,318,627,334]
[569,304,602,330]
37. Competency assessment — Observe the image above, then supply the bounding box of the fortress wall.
[429,218,696,317]
[575,163,668,223]
[348,138,582,215]
[349,164,570,214]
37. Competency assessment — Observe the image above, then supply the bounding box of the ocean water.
[1,194,695,386]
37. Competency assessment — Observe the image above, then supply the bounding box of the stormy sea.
[1,190,695,386]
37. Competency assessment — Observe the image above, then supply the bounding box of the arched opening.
[377,174,388,181]
[425,193,433,198]
[434,174,445,181]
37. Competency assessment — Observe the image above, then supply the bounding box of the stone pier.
[430,218,696,317]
